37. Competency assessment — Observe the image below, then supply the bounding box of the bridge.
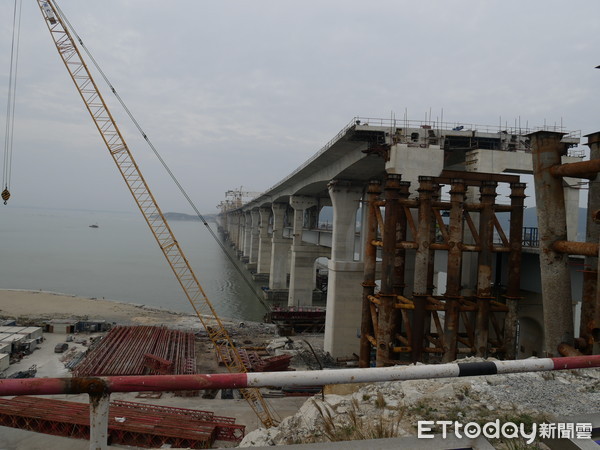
[217,116,591,362]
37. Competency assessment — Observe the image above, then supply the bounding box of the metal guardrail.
[0,354,599,449]
[353,116,581,138]
[523,227,540,247]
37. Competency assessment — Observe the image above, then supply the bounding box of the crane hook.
[1,188,10,205]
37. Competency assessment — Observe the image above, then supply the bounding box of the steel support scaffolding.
[360,171,524,367]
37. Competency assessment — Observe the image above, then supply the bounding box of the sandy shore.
[0,289,210,328]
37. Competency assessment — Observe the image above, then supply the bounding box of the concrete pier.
[324,181,364,357]
[254,206,273,281]
[268,203,291,296]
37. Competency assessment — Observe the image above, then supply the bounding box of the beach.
[0,289,210,328]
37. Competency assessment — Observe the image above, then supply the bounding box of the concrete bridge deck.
[217,116,585,360]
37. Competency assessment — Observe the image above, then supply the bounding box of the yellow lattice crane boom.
[35,0,277,427]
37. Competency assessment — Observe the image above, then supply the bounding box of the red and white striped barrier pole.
[0,355,599,397]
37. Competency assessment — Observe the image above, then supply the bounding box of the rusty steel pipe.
[376,174,402,366]
[550,158,600,179]
[412,177,436,363]
[442,179,467,363]
[557,343,584,357]
[394,181,411,357]
[504,182,526,359]
[552,240,599,257]
[396,182,411,297]
[360,180,381,367]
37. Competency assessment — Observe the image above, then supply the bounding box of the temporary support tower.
[360,170,526,367]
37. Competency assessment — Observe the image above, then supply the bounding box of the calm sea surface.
[0,206,267,322]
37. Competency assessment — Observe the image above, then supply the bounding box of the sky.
[1,1,599,215]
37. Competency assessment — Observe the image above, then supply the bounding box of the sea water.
[0,205,267,322]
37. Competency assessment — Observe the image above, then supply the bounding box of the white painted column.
[324,180,364,358]
[269,203,291,291]
[230,212,241,249]
[242,211,252,260]
[89,393,110,450]
[256,206,273,277]
[288,196,320,307]
[224,212,232,241]
[248,209,260,270]
[563,176,581,241]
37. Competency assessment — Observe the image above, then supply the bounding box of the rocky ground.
[240,360,600,448]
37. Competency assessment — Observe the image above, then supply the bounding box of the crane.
[35,0,277,428]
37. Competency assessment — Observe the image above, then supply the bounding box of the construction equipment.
[35,0,277,427]
[219,188,262,212]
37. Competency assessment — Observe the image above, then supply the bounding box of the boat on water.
[89,224,99,229]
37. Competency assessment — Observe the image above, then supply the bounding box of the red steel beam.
[75,326,196,377]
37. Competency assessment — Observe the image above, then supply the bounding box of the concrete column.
[242,212,252,261]
[324,180,364,358]
[248,209,260,271]
[564,178,581,242]
[530,131,574,356]
[224,212,232,242]
[230,212,241,250]
[255,207,273,281]
[269,203,291,292]
[288,196,320,307]
[235,211,244,251]
[217,212,227,236]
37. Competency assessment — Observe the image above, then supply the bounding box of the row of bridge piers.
[217,129,600,365]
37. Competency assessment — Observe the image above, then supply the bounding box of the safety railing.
[1,355,599,449]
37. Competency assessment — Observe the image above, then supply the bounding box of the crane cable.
[52,2,271,312]
[2,0,23,205]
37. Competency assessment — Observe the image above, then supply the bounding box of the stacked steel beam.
[112,400,245,441]
[73,326,196,376]
[218,347,292,372]
[0,397,245,447]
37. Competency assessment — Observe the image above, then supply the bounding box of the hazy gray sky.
[1,1,599,214]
